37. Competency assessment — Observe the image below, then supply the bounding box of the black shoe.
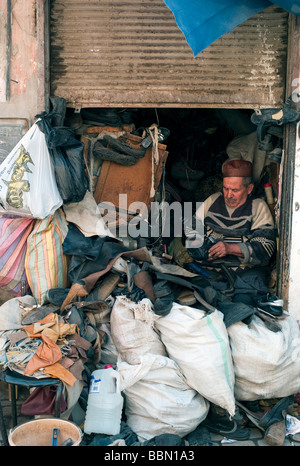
[103,134,146,158]
[200,403,251,440]
[201,417,251,440]
[153,280,182,316]
[256,294,283,317]
[46,287,70,307]
[258,396,293,430]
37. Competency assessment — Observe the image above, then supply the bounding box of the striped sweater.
[195,192,276,267]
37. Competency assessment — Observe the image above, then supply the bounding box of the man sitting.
[186,159,279,439]
[186,158,277,307]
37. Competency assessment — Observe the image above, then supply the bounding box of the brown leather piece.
[133,270,155,303]
[93,133,168,212]
[24,333,62,376]
[60,282,89,310]
[43,362,77,386]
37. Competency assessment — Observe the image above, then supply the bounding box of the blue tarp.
[163,0,300,56]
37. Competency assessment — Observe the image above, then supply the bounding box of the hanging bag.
[36,114,88,204]
[0,122,62,219]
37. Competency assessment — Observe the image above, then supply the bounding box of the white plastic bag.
[0,122,62,218]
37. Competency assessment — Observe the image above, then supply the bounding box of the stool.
[4,370,63,427]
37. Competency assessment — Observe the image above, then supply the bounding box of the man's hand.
[208,241,244,260]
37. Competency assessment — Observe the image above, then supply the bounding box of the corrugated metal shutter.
[49,0,289,109]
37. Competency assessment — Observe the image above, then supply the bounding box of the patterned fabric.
[196,192,276,267]
[0,217,34,295]
[25,209,69,305]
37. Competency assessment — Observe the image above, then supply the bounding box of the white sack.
[0,295,36,330]
[118,354,209,442]
[155,303,236,417]
[110,296,167,365]
[228,314,300,401]
[0,122,62,218]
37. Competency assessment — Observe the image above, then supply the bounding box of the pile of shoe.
[93,134,147,166]
[201,404,251,441]
[236,396,294,446]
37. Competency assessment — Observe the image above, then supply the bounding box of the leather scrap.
[24,333,62,376]
[43,362,77,386]
[7,330,28,345]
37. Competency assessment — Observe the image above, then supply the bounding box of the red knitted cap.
[222,159,252,178]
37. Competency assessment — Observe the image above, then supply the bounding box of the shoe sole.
[257,297,283,307]
[257,306,283,317]
[258,300,283,308]
[21,303,60,325]
[264,421,286,446]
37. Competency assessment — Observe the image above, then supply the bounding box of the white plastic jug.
[84,365,124,435]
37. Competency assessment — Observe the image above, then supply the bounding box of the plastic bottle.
[264,182,274,205]
[84,365,124,435]
[264,182,275,218]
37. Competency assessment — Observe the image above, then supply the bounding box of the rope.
[148,124,160,198]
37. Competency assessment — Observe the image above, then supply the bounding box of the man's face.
[223,177,254,209]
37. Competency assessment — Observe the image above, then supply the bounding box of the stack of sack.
[110,296,209,441]
[110,295,236,442]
